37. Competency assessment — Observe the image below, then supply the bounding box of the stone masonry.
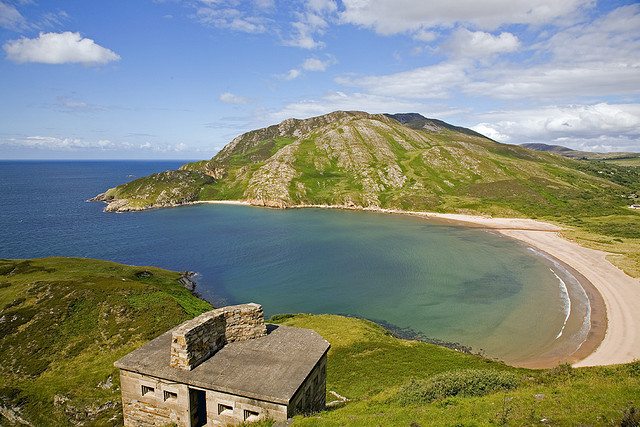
[170,303,267,370]
[116,302,330,426]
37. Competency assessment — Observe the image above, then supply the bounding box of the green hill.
[94,111,640,276]
[95,111,636,217]
[0,257,211,426]
[1,258,638,426]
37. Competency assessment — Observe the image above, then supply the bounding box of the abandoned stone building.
[115,303,330,426]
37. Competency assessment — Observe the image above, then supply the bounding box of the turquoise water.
[0,161,587,363]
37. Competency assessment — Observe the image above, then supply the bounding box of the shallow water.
[0,161,588,363]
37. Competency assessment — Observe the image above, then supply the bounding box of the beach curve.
[183,201,640,366]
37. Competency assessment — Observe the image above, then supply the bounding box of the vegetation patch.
[0,257,211,426]
[396,370,521,404]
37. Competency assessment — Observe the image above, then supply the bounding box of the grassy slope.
[274,315,640,427]
[96,112,640,275]
[0,258,212,426]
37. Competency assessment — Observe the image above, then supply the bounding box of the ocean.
[0,160,590,364]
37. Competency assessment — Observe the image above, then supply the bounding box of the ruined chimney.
[170,303,267,370]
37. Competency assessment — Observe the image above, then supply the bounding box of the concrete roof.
[115,324,330,405]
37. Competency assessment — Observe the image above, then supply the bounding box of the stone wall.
[218,303,267,343]
[120,370,191,427]
[170,311,225,370]
[206,389,288,426]
[170,303,267,370]
[288,352,328,417]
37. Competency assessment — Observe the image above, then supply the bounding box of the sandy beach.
[377,209,640,367]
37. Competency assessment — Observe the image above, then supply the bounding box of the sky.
[0,0,639,160]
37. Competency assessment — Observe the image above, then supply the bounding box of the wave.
[550,268,571,339]
[526,246,591,348]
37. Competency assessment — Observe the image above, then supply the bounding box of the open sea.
[0,160,590,364]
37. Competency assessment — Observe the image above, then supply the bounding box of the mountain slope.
[95,111,637,221]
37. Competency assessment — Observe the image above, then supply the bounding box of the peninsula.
[93,111,640,368]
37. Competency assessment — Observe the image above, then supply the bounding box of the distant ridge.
[522,142,640,161]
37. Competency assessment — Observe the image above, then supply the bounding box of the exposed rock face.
[170,303,266,370]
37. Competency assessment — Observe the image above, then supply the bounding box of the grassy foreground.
[274,315,640,427]
[0,257,212,426]
[1,258,638,426]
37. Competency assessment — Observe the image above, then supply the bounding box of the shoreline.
[114,199,640,367]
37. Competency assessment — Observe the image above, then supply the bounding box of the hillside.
[95,111,637,217]
[0,258,211,426]
[1,258,638,426]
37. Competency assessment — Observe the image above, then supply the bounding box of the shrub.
[396,370,520,404]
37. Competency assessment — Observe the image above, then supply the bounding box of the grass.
[272,314,640,427]
[0,257,212,426]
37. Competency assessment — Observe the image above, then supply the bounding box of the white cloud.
[3,31,120,65]
[284,1,337,49]
[195,5,269,33]
[470,103,640,151]
[1,135,195,153]
[219,92,249,104]
[465,63,640,99]
[269,91,425,122]
[464,5,640,99]
[336,61,468,99]
[413,30,437,42]
[0,1,26,30]
[470,124,511,142]
[283,68,301,80]
[301,56,335,71]
[340,0,592,35]
[446,29,519,58]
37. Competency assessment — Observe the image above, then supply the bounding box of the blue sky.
[0,0,639,159]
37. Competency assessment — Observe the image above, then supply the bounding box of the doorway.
[189,388,207,427]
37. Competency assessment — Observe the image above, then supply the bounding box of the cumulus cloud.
[219,92,249,104]
[470,124,511,142]
[340,0,592,35]
[446,29,519,58]
[3,31,120,65]
[470,103,640,151]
